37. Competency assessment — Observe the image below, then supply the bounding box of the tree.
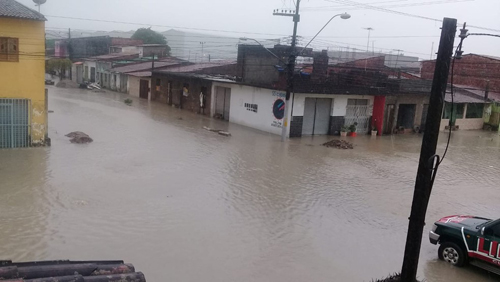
[131,28,171,56]
[46,58,72,79]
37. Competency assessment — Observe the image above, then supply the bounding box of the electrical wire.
[438,38,464,165]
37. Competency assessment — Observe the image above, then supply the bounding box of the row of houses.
[147,45,500,138]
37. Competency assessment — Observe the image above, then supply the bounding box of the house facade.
[0,0,48,148]
[422,54,500,130]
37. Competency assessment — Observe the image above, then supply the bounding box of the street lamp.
[300,13,351,54]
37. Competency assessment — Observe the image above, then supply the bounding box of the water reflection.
[0,147,50,260]
[0,86,498,282]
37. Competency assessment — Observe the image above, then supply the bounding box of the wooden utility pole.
[400,17,457,282]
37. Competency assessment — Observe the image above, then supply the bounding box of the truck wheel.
[438,242,467,267]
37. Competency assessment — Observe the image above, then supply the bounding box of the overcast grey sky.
[20,0,500,59]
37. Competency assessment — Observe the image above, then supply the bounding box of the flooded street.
[1,87,500,282]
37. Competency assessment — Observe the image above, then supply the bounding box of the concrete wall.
[212,82,288,136]
[385,95,429,132]
[441,118,484,130]
[152,73,213,113]
[0,17,46,144]
[292,93,374,116]
[440,103,486,130]
[128,76,150,99]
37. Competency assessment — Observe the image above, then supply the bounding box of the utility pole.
[400,17,457,282]
[274,2,301,142]
[68,28,72,80]
[200,42,205,63]
[393,49,403,68]
[363,27,373,52]
[152,52,155,70]
[430,42,435,60]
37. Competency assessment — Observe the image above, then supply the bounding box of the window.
[347,99,368,106]
[486,223,500,238]
[442,103,465,119]
[0,37,19,62]
[466,103,484,119]
[156,79,161,91]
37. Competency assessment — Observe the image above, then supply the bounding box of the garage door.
[0,98,30,148]
[302,98,332,135]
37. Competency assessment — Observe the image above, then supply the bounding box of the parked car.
[45,79,55,85]
[429,215,500,275]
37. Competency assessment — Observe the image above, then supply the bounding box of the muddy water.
[1,87,500,282]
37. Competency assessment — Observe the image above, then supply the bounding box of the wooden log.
[25,275,85,282]
[0,266,18,279]
[91,264,135,276]
[83,272,146,282]
[18,264,97,279]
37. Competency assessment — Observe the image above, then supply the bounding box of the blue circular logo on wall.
[273,99,285,120]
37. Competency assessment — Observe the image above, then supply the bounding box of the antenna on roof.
[33,0,47,13]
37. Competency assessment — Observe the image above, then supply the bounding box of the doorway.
[384,104,395,134]
[344,99,370,133]
[139,80,149,100]
[215,86,231,121]
[90,67,96,82]
[302,98,332,135]
[420,104,429,131]
[397,104,416,129]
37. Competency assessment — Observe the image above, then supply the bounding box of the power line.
[323,0,500,33]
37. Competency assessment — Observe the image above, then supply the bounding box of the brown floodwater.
[1,87,500,281]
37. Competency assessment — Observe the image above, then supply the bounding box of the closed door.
[139,80,149,99]
[302,98,332,135]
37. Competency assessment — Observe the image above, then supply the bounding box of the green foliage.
[46,58,72,79]
[341,125,349,132]
[131,28,171,55]
[132,28,171,56]
[124,99,133,106]
[349,122,358,133]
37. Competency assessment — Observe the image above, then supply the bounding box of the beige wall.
[128,76,150,99]
[440,118,484,130]
[440,104,485,130]
[385,95,429,131]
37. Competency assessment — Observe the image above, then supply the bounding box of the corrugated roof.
[445,85,495,104]
[127,71,152,77]
[155,61,236,74]
[0,0,46,21]
[0,260,146,281]
[110,61,182,73]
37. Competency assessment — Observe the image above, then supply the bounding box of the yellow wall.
[0,17,46,144]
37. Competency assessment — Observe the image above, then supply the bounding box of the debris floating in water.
[65,131,93,144]
[322,139,353,149]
